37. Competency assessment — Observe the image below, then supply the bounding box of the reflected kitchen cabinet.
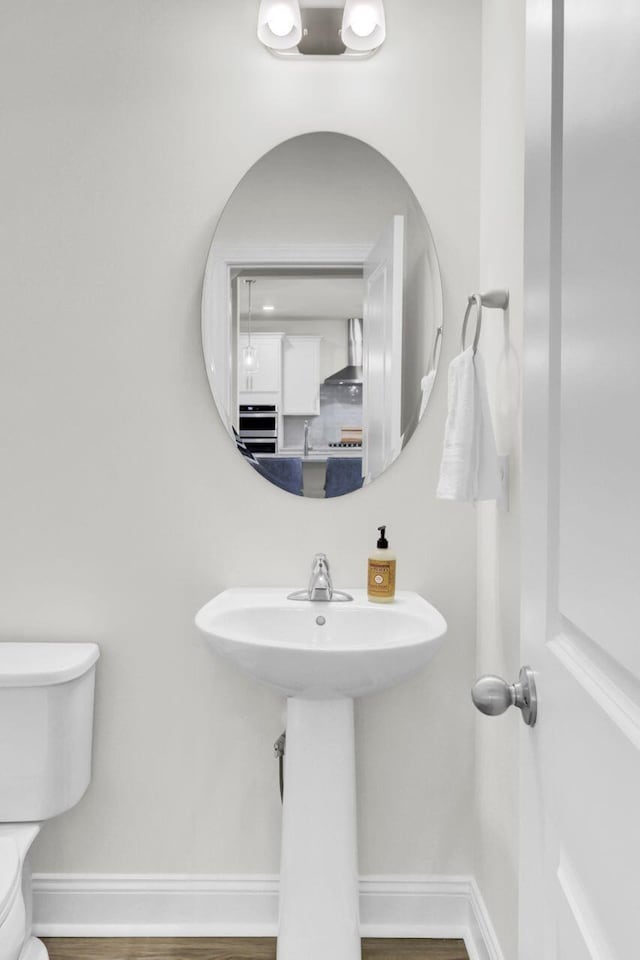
[238,333,283,398]
[282,336,322,416]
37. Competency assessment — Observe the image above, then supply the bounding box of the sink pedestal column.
[277,697,360,960]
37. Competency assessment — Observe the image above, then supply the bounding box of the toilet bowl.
[0,826,46,960]
[0,833,24,960]
[0,642,100,960]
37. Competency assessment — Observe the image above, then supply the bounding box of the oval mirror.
[202,132,443,498]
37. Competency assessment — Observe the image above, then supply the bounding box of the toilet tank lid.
[0,838,20,925]
[0,642,100,687]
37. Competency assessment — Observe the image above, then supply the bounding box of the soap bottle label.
[368,560,396,597]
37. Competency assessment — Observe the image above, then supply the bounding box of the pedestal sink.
[196,588,447,960]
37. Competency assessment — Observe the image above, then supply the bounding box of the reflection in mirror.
[202,133,443,498]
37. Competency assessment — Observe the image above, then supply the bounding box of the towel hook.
[461,294,483,354]
[461,289,509,355]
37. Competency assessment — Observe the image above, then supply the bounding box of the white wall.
[475,0,526,956]
[0,0,481,879]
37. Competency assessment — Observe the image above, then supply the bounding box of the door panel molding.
[556,854,615,960]
[549,631,640,750]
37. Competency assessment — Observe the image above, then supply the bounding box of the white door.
[282,336,321,416]
[362,215,404,481]
[521,1,640,957]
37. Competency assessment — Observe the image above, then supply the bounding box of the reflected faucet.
[303,419,311,457]
[287,554,353,602]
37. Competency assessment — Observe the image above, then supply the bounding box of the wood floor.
[42,937,469,960]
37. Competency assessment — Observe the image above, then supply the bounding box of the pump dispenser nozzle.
[377,526,388,549]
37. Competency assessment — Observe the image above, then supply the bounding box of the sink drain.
[315,615,326,626]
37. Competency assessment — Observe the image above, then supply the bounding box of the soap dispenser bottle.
[367,525,396,603]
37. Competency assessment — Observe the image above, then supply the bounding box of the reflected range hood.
[324,317,363,384]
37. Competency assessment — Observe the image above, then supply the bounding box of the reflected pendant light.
[242,279,259,373]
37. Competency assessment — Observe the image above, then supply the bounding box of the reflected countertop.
[259,447,363,463]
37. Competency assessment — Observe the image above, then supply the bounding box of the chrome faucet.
[303,419,311,457]
[287,553,353,602]
[308,553,332,601]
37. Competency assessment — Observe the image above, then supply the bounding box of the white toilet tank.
[0,643,100,821]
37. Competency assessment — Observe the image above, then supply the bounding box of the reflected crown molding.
[208,242,373,268]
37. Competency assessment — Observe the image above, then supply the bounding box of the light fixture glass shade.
[257,0,303,50]
[341,0,386,51]
[242,344,260,372]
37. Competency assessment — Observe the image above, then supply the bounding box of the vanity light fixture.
[341,0,385,52]
[242,279,260,373]
[257,0,385,59]
[257,0,303,51]
[262,304,275,311]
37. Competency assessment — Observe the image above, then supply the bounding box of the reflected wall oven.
[238,404,278,455]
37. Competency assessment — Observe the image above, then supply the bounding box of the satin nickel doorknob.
[471,666,537,727]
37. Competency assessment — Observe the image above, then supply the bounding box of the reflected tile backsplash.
[283,383,363,449]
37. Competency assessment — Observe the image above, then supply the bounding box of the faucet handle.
[286,552,351,602]
[308,553,333,601]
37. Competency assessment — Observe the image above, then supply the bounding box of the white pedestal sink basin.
[196,588,447,960]
[196,588,447,699]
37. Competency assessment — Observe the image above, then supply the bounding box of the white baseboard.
[32,873,504,960]
[467,879,506,960]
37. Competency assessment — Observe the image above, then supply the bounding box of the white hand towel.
[436,347,501,502]
[419,370,436,420]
